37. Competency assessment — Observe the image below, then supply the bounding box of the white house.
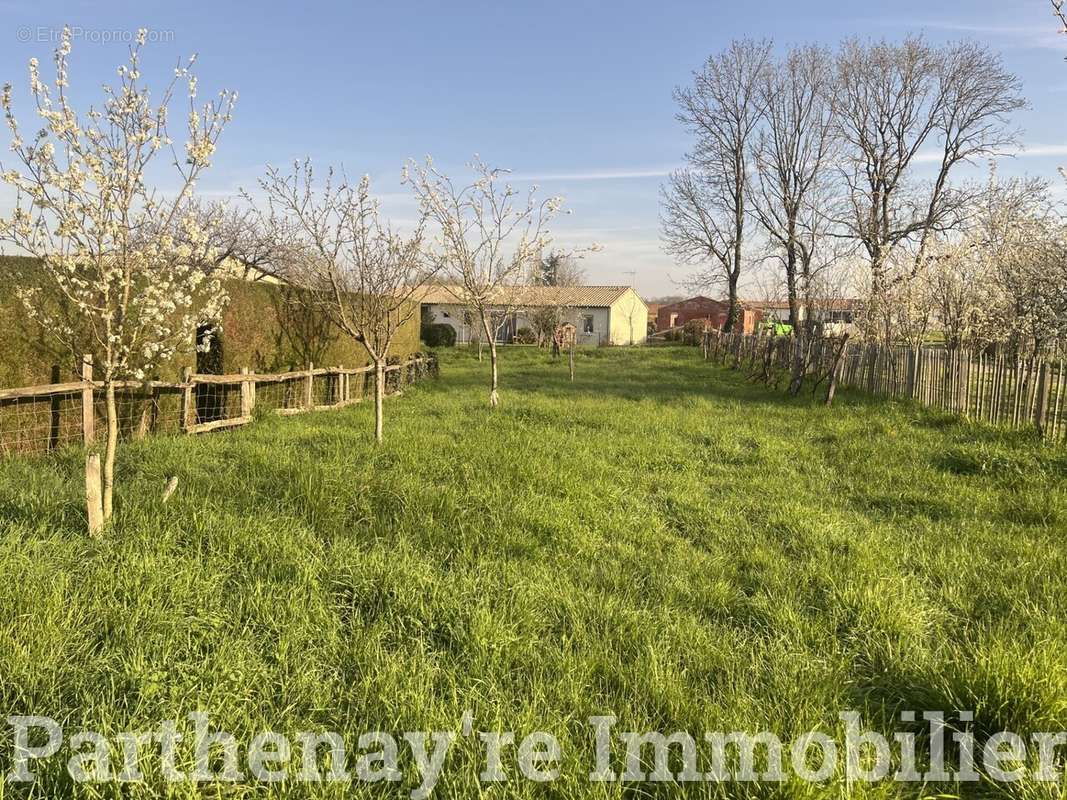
[420,285,648,346]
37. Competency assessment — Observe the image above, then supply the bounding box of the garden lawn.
[1,345,1066,798]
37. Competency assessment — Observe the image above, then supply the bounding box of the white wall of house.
[424,304,473,342]
[608,289,648,345]
[424,303,617,345]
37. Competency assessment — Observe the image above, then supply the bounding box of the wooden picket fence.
[0,354,438,457]
[703,330,1067,445]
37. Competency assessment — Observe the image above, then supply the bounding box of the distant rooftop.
[417,284,642,308]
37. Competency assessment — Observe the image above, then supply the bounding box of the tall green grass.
[0,346,1065,798]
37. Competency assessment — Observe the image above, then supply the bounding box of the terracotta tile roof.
[657,296,729,312]
[417,284,641,308]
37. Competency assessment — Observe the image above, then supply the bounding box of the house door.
[195,323,225,422]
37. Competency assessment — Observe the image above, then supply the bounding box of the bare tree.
[187,199,299,280]
[405,157,562,407]
[662,40,772,332]
[751,44,838,393]
[832,37,1025,340]
[527,250,586,349]
[256,161,433,442]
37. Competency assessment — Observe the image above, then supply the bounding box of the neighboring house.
[745,299,863,330]
[419,285,648,346]
[656,296,760,334]
[646,303,661,332]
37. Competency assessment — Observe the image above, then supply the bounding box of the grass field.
[1,346,1065,798]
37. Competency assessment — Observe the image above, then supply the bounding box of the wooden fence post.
[1035,360,1051,439]
[81,354,95,445]
[824,335,850,408]
[49,365,61,451]
[85,451,104,536]
[305,362,315,409]
[181,366,194,432]
[240,367,254,418]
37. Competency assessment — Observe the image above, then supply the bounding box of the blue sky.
[1,0,1065,296]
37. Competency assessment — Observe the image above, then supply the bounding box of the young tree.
[0,28,235,534]
[255,161,433,442]
[405,157,563,407]
[662,39,772,331]
[527,250,586,349]
[832,37,1025,341]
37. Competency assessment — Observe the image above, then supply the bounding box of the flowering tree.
[978,176,1067,356]
[833,37,1025,342]
[405,158,563,407]
[923,238,1003,353]
[255,161,434,442]
[0,28,235,534]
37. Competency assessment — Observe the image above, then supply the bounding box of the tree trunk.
[788,324,808,396]
[569,343,575,381]
[785,245,799,330]
[102,380,118,523]
[480,313,499,407]
[85,452,104,537]
[725,276,741,333]
[374,360,385,443]
[824,335,850,408]
[488,342,499,407]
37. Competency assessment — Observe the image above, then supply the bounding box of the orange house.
[656,296,760,334]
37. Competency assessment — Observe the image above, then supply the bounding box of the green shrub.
[682,319,707,345]
[514,326,536,345]
[421,323,457,348]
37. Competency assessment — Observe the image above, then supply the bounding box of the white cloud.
[911,143,1067,164]
[1014,144,1067,158]
[900,21,1048,35]
[864,15,1066,52]
[508,166,677,182]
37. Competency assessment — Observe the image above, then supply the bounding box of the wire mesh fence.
[0,354,437,458]
[703,330,1067,445]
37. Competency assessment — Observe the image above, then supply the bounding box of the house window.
[582,314,594,334]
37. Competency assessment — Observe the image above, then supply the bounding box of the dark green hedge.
[421,322,457,348]
[0,257,420,385]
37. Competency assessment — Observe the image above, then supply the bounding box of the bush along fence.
[702,329,1067,445]
[0,354,439,457]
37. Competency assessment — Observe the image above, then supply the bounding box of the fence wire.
[0,356,435,459]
